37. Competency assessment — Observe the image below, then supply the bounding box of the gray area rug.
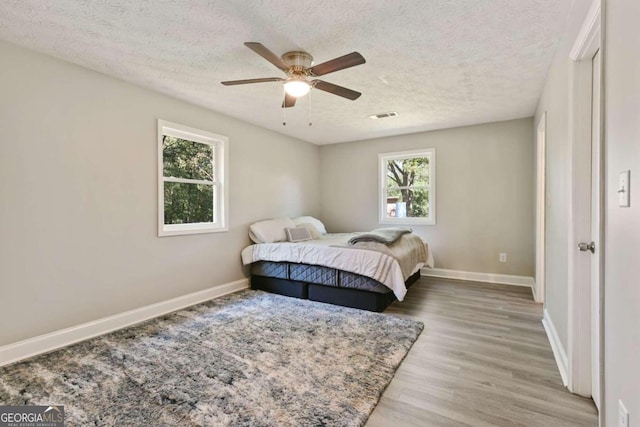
[0,290,423,426]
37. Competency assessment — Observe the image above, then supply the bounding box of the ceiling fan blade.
[221,77,283,86]
[312,80,361,100]
[310,52,365,76]
[244,42,290,71]
[282,93,297,108]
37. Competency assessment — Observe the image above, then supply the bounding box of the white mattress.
[241,233,433,301]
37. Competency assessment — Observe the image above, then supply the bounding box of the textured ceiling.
[0,1,571,145]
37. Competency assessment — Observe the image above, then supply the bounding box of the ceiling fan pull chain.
[308,90,312,126]
[283,87,287,126]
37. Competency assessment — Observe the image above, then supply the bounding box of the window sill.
[158,223,228,237]
[379,218,436,226]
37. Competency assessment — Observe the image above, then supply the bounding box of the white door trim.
[535,113,546,303]
[567,0,601,399]
[590,48,603,412]
[569,0,601,61]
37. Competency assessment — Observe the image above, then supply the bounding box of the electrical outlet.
[619,400,629,427]
[499,253,507,263]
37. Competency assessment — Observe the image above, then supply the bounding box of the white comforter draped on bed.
[241,233,434,301]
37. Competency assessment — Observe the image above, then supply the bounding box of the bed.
[241,217,434,312]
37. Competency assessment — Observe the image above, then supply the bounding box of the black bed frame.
[251,269,421,312]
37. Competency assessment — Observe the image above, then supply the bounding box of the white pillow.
[292,216,327,234]
[249,217,295,243]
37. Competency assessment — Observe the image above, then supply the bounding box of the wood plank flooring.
[366,277,598,427]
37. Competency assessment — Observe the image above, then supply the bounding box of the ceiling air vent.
[369,112,398,119]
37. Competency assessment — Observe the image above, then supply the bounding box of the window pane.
[164,182,214,224]
[163,135,214,181]
[386,157,430,188]
[385,188,429,218]
[385,188,401,218]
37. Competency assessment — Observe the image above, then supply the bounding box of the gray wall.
[0,40,320,346]
[533,0,593,349]
[319,118,535,277]
[604,0,640,423]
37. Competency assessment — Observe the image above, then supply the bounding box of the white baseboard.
[0,278,249,367]
[421,267,535,289]
[542,309,569,386]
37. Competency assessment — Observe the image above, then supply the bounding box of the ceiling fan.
[221,42,366,108]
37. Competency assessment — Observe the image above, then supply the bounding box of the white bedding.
[241,233,434,301]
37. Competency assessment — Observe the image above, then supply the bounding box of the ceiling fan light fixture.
[283,77,311,98]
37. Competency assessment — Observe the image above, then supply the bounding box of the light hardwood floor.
[366,277,598,427]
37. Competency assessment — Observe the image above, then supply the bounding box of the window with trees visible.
[158,120,228,236]
[379,148,435,225]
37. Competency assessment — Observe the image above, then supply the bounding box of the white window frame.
[158,119,229,237]
[378,148,436,225]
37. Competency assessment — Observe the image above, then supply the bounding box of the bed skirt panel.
[308,284,395,312]
[251,276,308,299]
[251,261,289,280]
[290,263,338,286]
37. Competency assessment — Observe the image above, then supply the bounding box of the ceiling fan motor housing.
[281,51,314,71]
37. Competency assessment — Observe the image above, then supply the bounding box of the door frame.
[567,0,602,402]
[535,113,546,303]
[590,48,603,412]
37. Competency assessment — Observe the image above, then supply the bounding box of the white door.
[568,0,601,406]
[590,48,602,410]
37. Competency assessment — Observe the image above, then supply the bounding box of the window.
[379,148,435,225]
[158,120,228,236]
